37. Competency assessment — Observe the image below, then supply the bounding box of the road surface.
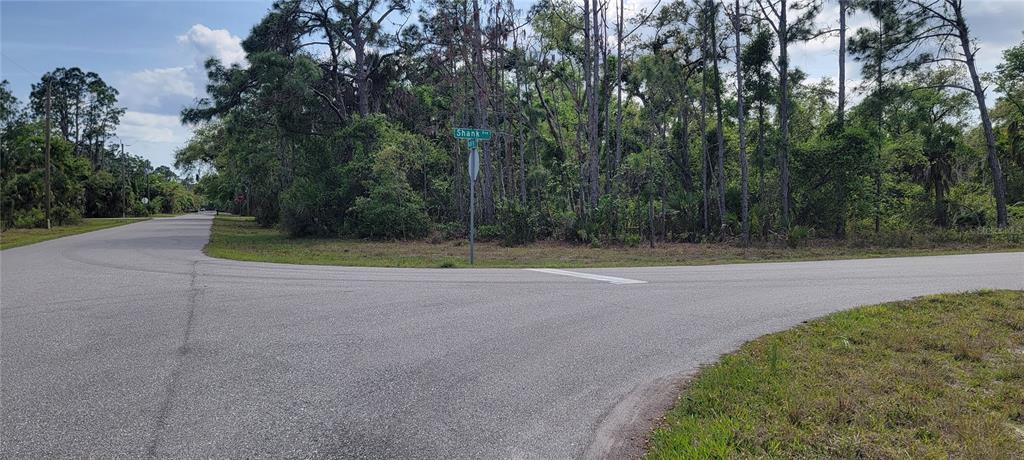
[2,214,1022,458]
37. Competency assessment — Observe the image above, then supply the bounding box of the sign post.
[454,128,491,265]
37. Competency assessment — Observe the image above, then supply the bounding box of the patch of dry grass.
[205,216,1022,268]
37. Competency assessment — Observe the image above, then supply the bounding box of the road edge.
[583,370,695,460]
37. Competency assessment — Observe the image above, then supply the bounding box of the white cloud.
[117,111,195,168]
[177,24,246,67]
[117,67,195,110]
[117,111,183,143]
[112,25,247,169]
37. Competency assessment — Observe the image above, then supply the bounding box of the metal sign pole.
[454,128,489,266]
[469,159,475,265]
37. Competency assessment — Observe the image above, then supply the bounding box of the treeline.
[178,0,1024,245]
[0,73,199,230]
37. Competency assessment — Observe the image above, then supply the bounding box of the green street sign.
[467,139,478,150]
[453,128,492,140]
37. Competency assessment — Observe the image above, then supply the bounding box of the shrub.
[131,201,148,217]
[953,208,986,229]
[545,209,577,242]
[496,200,538,246]
[435,221,464,240]
[786,225,811,248]
[281,178,334,237]
[475,224,499,241]
[13,208,45,228]
[280,115,447,238]
[1008,202,1024,225]
[349,178,430,239]
[51,206,82,226]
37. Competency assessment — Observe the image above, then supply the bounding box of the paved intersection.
[2,214,1021,458]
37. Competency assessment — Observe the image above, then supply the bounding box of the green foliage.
[947,182,995,229]
[1009,202,1024,224]
[786,225,811,248]
[175,0,1021,246]
[51,206,82,226]
[476,224,500,241]
[350,176,430,239]
[277,115,442,239]
[792,124,873,233]
[495,200,539,246]
[13,208,46,228]
[280,178,332,236]
[2,77,196,229]
[84,170,120,217]
[29,67,124,168]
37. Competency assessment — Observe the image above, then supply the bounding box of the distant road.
[2,213,1021,458]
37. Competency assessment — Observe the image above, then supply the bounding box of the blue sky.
[2,0,271,169]
[2,0,1023,171]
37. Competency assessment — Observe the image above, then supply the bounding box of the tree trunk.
[734,0,749,245]
[516,33,528,205]
[700,27,711,236]
[874,7,883,234]
[757,104,766,206]
[837,0,847,127]
[613,0,624,193]
[601,5,612,195]
[587,0,602,208]
[710,0,727,234]
[648,195,655,248]
[834,0,848,238]
[777,0,792,228]
[354,36,370,116]
[679,97,693,192]
[1010,119,1021,168]
[933,167,947,228]
[954,5,1008,227]
[471,0,494,222]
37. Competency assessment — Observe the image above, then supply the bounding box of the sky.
[2,0,1023,171]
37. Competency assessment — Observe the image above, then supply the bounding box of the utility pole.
[121,142,127,220]
[44,82,52,229]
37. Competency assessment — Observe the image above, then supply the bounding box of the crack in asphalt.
[146,259,204,457]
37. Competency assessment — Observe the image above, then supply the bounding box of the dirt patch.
[583,371,695,459]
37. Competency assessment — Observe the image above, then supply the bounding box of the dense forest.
[0,72,200,229]
[6,0,1024,247]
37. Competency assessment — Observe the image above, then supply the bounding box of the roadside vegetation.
[4,2,1024,258]
[647,291,1024,458]
[171,0,1024,254]
[1,72,200,235]
[207,215,1021,268]
[0,217,148,250]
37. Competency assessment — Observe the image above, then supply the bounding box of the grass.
[206,216,1022,268]
[0,217,149,250]
[646,291,1024,459]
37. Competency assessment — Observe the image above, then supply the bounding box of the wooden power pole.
[121,142,127,220]
[44,82,52,229]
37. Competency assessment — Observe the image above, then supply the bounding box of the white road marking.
[525,268,647,285]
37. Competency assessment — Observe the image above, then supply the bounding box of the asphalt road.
[2,213,1022,459]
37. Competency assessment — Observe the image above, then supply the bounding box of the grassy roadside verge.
[206,216,1022,268]
[647,291,1024,458]
[0,217,149,250]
